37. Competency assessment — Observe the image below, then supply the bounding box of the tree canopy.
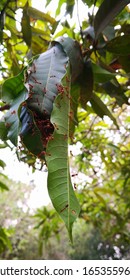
[0,0,130,251]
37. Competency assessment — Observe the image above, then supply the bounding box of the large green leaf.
[94,0,130,40]
[46,68,80,240]
[25,42,68,116]
[1,37,83,156]
[21,37,83,154]
[53,37,83,83]
[20,42,69,156]
[21,4,32,47]
[0,37,81,238]
[90,93,118,127]
[27,6,56,24]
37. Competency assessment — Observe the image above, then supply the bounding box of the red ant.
[36,98,40,106]
[32,63,36,73]
[66,76,70,83]
[53,123,59,130]
[63,134,68,140]
[32,76,42,85]
[5,122,11,128]
[38,151,51,158]
[60,204,68,213]
[28,83,33,90]
[56,84,64,94]
[68,111,74,120]
[42,87,46,94]
[11,110,16,114]
[71,173,78,177]
[22,102,26,107]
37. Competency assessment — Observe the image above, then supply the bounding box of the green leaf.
[53,37,83,82]
[2,71,25,103]
[119,55,130,73]
[105,35,130,55]
[31,36,49,55]
[82,26,95,40]
[0,181,9,191]
[1,69,28,146]
[21,4,32,47]
[80,60,93,109]
[94,192,106,205]
[19,106,46,158]
[31,27,50,41]
[90,93,118,127]
[94,187,114,195]
[0,143,7,149]
[92,63,115,83]
[81,0,103,7]
[0,159,6,169]
[4,89,28,146]
[0,121,8,141]
[46,68,80,241]
[0,227,12,253]
[55,0,66,16]
[66,0,75,16]
[25,43,68,116]
[45,0,52,6]
[94,0,130,40]
[103,81,129,106]
[20,39,72,157]
[27,6,56,24]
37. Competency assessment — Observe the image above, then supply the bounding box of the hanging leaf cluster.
[1,37,83,239]
[0,0,130,239]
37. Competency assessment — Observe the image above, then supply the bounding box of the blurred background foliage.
[0,0,130,259]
